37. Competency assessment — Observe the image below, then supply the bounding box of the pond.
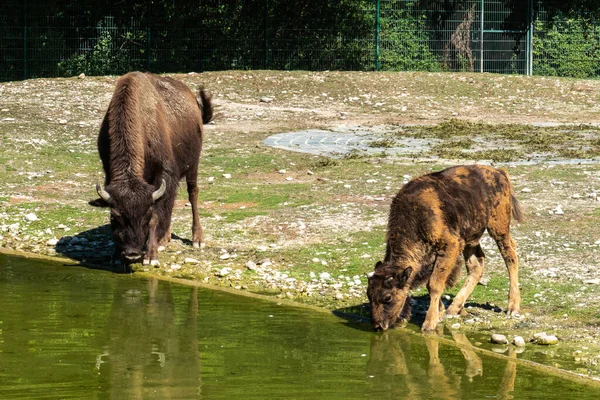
[1,253,599,399]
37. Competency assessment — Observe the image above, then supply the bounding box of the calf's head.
[90,179,166,263]
[367,261,413,331]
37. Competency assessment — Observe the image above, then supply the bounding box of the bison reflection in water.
[89,72,213,267]
[367,165,523,331]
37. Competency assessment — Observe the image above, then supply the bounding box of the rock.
[46,238,58,246]
[184,257,200,264]
[278,169,286,174]
[533,332,547,341]
[513,336,526,347]
[217,267,231,277]
[335,293,344,300]
[260,97,273,103]
[521,188,532,193]
[319,272,331,280]
[553,205,564,215]
[536,335,559,345]
[451,323,461,330]
[58,119,68,124]
[307,170,314,175]
[583,278,600,285]
[222,173,232,179]
[78,73,86,79]
[24,213,38,222]
[491,334,508,344]
[170,264,182,270]
[246,261,257,271]
[219,253,230,260]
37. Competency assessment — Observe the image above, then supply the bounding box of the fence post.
[23,0,27,80]
[265,0,269,68]
[146,26,151,71]
[526,0,533,75]
[480,0,484,73]
[375,0,380,71]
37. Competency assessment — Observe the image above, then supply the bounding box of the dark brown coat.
[367,165,523,331]
[90,72,213,267]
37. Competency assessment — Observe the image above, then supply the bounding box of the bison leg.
[423,241,462,331]
[144,213,161,266]
[186,174,204,249]
[447,244,484,315]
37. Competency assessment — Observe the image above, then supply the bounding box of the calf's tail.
[198,87,214,125]
[511,193,524,223]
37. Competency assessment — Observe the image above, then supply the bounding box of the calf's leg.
[423,240,462,331]
[493,232,521,315]
[447,244,485,315]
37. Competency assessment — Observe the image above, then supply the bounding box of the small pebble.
[491,334,508,344]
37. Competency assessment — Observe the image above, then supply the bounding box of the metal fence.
[1,1,598,81]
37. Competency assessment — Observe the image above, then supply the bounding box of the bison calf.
[367,165,523,331]
[90,72,213,267]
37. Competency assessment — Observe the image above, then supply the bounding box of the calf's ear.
[394,267,412,288]
[89,198,110,207]
[374,261,384,270]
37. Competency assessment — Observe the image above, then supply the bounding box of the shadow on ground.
[54,224,120,273]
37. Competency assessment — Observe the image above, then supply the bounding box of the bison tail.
[511,193,524,223]
[198,87,213,125]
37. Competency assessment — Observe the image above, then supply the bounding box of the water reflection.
[2,254,600,399]
[366,328,517,399]
[97,278,201,399]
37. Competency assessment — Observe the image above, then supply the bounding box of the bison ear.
[89,198,109,207]
[374,261,384,270]
[395,267,412,288]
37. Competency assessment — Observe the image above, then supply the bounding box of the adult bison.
[367,165,523,331]
[89,72,213,267]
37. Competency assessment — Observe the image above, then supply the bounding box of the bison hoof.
[150,259,160,267]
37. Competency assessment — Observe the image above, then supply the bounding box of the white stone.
[220,253,231,260]
[319,272,331,280]
[184,257,200,264]
[491,334,508,344]
[46,238,58,246]
[451,323,461,329]
[222,173,232,179]
[217,267,231,277]
[536,335,559,345]
[24,213,38,222]
[521,188,532,193]
[513,336,526,347]
[278,169,287,174]
[246,261,257,271]
[584,278,600,285]
[170,264,182,270]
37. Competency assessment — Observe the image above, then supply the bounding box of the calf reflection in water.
[366,330,517,399]
[95,278,201,398]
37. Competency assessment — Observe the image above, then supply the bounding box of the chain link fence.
[1,1,598,81]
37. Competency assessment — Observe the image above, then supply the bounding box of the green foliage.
[379,8,440,72]
[58,30,129,77]
[533,19,600,78]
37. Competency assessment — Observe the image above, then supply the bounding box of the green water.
[1,254,599,399]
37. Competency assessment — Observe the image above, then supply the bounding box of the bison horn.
[366,271,375,279]
[96,183,111,202]
[152,179,167,202]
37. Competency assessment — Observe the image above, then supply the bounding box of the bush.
[533,18,600,78]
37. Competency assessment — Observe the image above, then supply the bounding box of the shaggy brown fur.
[89,72,213,267]
[367,165,523,331]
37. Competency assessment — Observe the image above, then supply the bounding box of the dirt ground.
[1,70,600,378]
